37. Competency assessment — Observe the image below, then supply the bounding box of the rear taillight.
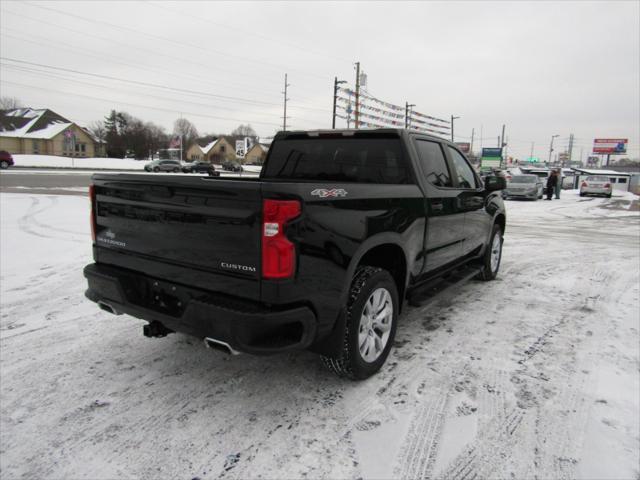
[89,184,96,242]
[604,183,611,188]
[262,199,301,279]
[582,181,588,187]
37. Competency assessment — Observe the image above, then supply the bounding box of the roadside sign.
[481,147,502,168]
[593,138,627,154]
[235,140,246,159]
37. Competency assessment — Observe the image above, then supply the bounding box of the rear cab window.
[414,139,452,188]
[447,146,478,189]
[261,135,412,184]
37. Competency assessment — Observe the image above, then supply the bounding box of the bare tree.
[88,120,107,144]
[173,118,199,145]
[231,124,257,137]
[0,96,23,110]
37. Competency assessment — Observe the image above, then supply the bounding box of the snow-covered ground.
[10,155,263,173]
[11,154,146,170]
[1,190,638,479]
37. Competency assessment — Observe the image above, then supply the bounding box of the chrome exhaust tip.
[204,337,241,355]
[97,301,119,315]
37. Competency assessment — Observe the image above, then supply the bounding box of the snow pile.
[12,154,146,170]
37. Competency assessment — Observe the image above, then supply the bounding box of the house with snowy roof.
[185,136,237,163]
[245,143,270,165]
[0,108,102,157]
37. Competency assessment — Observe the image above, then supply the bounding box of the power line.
[21,1,333,82]
[1,79,284,128]
[1,57,328,113]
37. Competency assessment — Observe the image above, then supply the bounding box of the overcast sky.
[1,0,638,160]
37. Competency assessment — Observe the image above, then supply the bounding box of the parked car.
[0,150,14,169]
[182,161,220,176]
[580,176,612,198]
[503,175,544,200]
[144,159,182,172]
[222,160,243,172]
[84,129,506,380]
[521,168,551,194]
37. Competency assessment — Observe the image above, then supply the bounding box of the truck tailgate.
[91,174,262,300]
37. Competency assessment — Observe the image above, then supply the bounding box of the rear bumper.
[84,263,317,355]
[504,190,538,198]
[581,187,611,195]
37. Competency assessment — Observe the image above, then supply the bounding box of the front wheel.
[153,167,159,172]
[477,224,503,281]
[0,160,8,169]
[322,266,398,380]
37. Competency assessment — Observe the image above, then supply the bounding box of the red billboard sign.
[593,138,627,154]
[455,142,471,154]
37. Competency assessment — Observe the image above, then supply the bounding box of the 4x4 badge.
[311,188,348,198]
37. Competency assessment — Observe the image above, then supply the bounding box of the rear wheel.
[322,266,398,380]
[0,160,8,169]
[580,192,585,197]
[607,193,612,198]
[477,224,503,281]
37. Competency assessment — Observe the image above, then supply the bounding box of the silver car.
[144,159,182,173]
[580,175,612,198]
[503,175,544,200]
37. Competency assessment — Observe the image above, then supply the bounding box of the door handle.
[431,201,443,212]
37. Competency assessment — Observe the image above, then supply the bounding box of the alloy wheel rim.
[358,287,393,363]
[490,233,502,273]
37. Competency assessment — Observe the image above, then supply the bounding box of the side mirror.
[485,175,506,192]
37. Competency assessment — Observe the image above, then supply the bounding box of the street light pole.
[451,115,460,142]
[548,134,559,165]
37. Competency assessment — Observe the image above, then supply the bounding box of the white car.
[580,175,612,198]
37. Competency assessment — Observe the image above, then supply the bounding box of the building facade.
[0,108,101,157]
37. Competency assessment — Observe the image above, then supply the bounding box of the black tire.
[477,224,503,281]
[0,160,8,169]
[173,167,179,173]
[580,192,585,197]
[607,193,612,198]
[322,266,399,380]
[153,167,159,172]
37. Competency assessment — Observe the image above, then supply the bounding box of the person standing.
[555,169,562,199]
[546,170,558,200]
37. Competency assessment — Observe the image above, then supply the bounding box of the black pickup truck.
[84,129,506,379]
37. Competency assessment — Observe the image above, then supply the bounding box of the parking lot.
[1,188,639,479]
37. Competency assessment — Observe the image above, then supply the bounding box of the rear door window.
[415,140,452,188]
[262,137,411,184]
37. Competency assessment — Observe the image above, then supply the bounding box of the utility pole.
[470,128,475,154]
[500,124,506,165]
[354,62,360,129]
[579,147,584,166]
[451,115,460,142]
[567,133,574,165]
[332,77,346,129]
[530,141,535,160]
[282,73,290,131]
[548,134,559,165]
[405,102,415,129]
[480,124,483,151]
[503,136,509,167]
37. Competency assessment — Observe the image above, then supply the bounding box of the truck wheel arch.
[311,238,409,359]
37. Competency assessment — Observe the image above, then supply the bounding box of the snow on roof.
[572,168,631,176]
[0,108,78,140]
[201,139,218,154]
